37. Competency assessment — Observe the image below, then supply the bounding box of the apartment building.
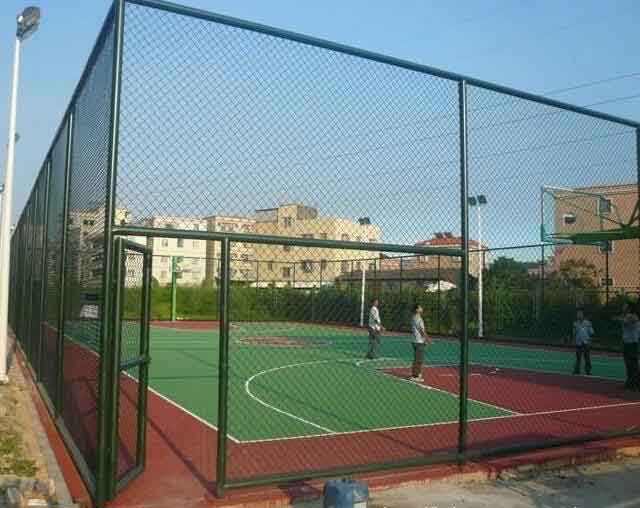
[139,216,208,286]
[66,206,132,285]
[551,183,640,289]
[203,215,256,284]
[250,204,383,288]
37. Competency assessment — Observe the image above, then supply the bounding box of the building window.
[563,213,576,225]
[283,217,293,228]
[177,238,184,248]
[161,256,169,264]
[301,234,313,239]
[302,260,313,273]
[165,223,174,229]
[194,224,200,231]
[600,277,614,287]
[320,233,328,240]
[356,236,362,242]
[355,261,362,270]
[161,239,169,247]
[599,240,613,253]
[268,262,274,270]
[368,263,376,271]
[283,245,291,252]
[598,198,612,215]
[341,261,349,273]
[341,234,349,241]
[127,269,135,277]
[282,267,291,278]
[369,238,376,243]
[241,254,249,261]
[193,258,200,265]
[320,260,328,270]
[193,240,199,248]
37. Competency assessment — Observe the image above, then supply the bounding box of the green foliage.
[124,262,636,352]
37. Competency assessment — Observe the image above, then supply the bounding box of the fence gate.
[110,238,152,495]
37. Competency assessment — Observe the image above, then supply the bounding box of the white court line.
[238,398,640,444]
[372,367,521,416]
[65,332,243,443]
[144,384,241,443]
[240,359,519,444]
[245,361,337,434]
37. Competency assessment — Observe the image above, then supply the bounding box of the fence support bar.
[216,237,232,498]
[457,79,470,459]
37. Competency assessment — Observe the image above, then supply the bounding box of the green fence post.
[457,79,470,461]
[55,112,74,414]
[171,256,177,321]
[96,0,125,504]
[36,161,51,379]
[216,237,232,498]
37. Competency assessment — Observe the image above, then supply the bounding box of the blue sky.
[1,0,638,250]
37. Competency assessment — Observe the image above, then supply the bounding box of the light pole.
[468,195,487,338]
[0,7,41,383]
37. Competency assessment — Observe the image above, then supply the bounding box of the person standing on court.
[620,304,640,390]
[410,304,432,383]
[365,298,384,359]
[573,309,594,376]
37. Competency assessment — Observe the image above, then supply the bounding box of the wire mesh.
[466,87,640,455]
[60,16,117,481]
[5,0,640,501]
[223,242,461,483]
[116,249,145,481]
[40,122,69,406]
[116,2,461,244]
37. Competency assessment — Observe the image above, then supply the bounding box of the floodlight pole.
[477,205,484,338]
[0,36,23,383]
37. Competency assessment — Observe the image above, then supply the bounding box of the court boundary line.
[237,397,640,444]
[240,359,518,444]
[236,359,640,444]
[59,327,244,443]
[244,361,337,434]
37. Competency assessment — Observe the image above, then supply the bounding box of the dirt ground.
[0,355,48,481]
[365,458,640,508]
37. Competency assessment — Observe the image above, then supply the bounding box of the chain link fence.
[7,0,640,505]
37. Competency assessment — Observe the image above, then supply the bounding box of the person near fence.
[365,298,384,359]
[573,309,593,376]
[410,304,432,383]
[619,304,640,391]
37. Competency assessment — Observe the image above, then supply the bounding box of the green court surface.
[143,322,628,442]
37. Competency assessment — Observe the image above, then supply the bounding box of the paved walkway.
[362,457,640,508]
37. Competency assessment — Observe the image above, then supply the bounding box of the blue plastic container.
[323,479,369,508]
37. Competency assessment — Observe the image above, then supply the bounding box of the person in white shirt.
[365,298,384,359]
[410,304,432,382]
[573,309,594,376]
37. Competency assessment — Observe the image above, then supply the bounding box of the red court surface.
[14,332,640,508]
[107,364,640,508]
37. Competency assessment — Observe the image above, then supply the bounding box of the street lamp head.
[477,194,488,205]
[468,197,477,206]
[17,7,40,41]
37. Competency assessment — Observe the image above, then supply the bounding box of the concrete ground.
[360,458,640,508]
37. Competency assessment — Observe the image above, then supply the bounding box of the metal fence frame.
[7,0,640,505]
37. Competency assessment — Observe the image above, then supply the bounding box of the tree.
[547,258,599,289]
[485,257,534,289]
